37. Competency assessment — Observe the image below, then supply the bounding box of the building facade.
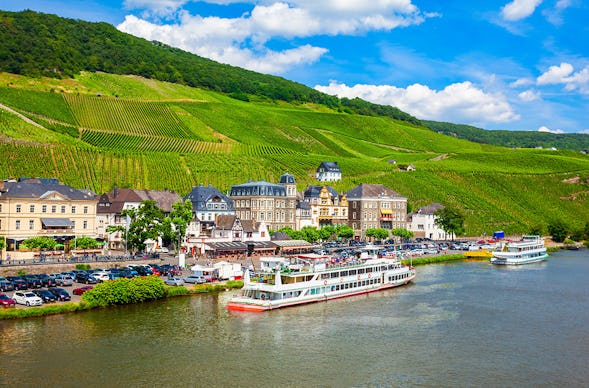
[302,185,348,228]
[96,187,182,251]
[229,173,297,231]
[408,203,446,240]
[0,178,97,259]
[184,184,235,234]
[346,183,407,238]
[316,162,342,182]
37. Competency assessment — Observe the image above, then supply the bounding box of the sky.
[1,0,588,134]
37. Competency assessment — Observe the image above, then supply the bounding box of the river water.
[1,250,588,387]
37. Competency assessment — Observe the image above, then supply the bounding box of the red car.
[72,285,93,295]
[0,292,16,308]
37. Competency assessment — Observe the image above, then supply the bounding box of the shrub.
[166,286,189,297]
[75,264,91,270]
[82,276,166,307]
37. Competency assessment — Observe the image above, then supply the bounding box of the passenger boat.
[226,252,416,312]
[490,235,548,265]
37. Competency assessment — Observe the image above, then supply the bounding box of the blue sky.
[1,0,588,134]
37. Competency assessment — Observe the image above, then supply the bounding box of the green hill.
[424,120,589,152]
[0,11,587,236]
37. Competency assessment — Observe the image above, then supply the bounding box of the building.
[316,162,342,182]
[295,200,313,230]
[96,187,182,251]
[184,184,235,234]
[346,183,407,238]
[0,178,97,260]
[408,203,446,240]
[302,185,348,228]
[229,173,297,231]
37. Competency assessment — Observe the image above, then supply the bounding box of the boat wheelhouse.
[226,254,416,312]
[490,235,548,265]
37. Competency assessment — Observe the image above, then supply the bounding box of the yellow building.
[0,178,97,262]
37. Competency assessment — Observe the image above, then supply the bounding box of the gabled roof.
[303,185,339,199]
[216,214,238,229]
[241,219,262,233]
[185,184,234,212]
[346,183,406,200]
[415,203,444,215]
[98,188,182,214]
[316,161,341,172]
[0,178,95,201]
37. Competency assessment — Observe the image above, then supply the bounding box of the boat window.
[358,268,365,274]
[331,272,339,279]
[340,270,349,277]
[353,282,357,288]
[321,274,329,280]
[335,285,340,291]
[349,269,357,275]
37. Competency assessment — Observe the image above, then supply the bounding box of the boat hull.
[227,272,416,312]
[490,253,548,265]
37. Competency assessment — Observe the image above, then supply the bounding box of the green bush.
[82,276,166,307]
[0,303,88,320]
[402,254,466,266]
[75,264,91,270]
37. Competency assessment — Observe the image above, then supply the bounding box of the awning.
[41,218,74,228]
[380,209,393,215]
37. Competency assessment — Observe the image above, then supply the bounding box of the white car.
[54,274,74,286]
[93,272,111,282]
[13,291,43,306]
[184,275,206,284]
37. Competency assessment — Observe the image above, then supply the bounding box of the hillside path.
[0,102,47,129]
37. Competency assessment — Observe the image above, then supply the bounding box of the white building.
[408,203,447,240]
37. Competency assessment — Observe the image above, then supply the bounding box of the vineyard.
[1,72,588,234]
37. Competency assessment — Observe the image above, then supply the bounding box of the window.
[83,221,88,229]
[29,204,35,213]
[29,220,34,230]
[15,220,20,230]
[71,206,76,214]
[83,206,88,214]
[71,221,76,229]
[42,205,47,213]
[16,204,21,213]
[61,205,66,213]
[51,205,56,213]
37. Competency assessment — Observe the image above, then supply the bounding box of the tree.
[365,228,389,240]
[0,236,4,260]
[547,219,568,243]
[435,207,465,241]
[335,224,354,240]
[301,226,320,243]
[22,236,56,250]
[529,224,545,236]
[318,225,335,242]
[124,200,165,253]
[73,236,101,249]
[392,228,414,241]
[163,199,193,252]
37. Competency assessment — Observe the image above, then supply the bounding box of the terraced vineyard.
[1,72,588,234]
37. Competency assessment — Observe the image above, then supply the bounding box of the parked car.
[54,274,74,287]
[6,276,28,290]
[22,274,43,289]
[0,279,15,292]
[72,285,93,295]
[165,277,185,286]
[32,289,58,303]
[37,274,58,287]
[0,292,16,308]
[48,287,71,301]
[184,275,206,284]
[74,272,97,284]
[12,291,43,306]
[92,272,111,282]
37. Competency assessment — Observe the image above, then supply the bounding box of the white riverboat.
[226,252,416,312]
[490,235,548,265]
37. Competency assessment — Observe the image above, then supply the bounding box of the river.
[1,250,588,387]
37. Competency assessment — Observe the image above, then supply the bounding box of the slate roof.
[279,173,296,184]
[303,185,339,199]
[415,203,444,215]
[345,183,405,200]
[216,214,237,229]
[230,180,287,197]
[0,178,96,201]
[316,162,341,172]
[185,184,234,212]
[97,188,182,214]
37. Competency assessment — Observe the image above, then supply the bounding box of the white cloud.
[579,129,589,135]
[117,1,433,74]
[315,81,520,125]
[501,0,542,21]
[538,125,564,134]
[537,62,589,93]
[518,89,540,101]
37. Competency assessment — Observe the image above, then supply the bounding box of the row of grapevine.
[0,87,78,125]
[64,94,193,138]
[80,129,232,154]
